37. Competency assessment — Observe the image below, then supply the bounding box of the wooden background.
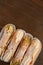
[0,0,43,65]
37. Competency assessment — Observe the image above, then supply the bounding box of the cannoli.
[0,24,16,57]
[20,38,42,65]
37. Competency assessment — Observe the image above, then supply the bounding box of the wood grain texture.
[0,0,43,65]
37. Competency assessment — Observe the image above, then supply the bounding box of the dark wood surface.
[0,0,43,65]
